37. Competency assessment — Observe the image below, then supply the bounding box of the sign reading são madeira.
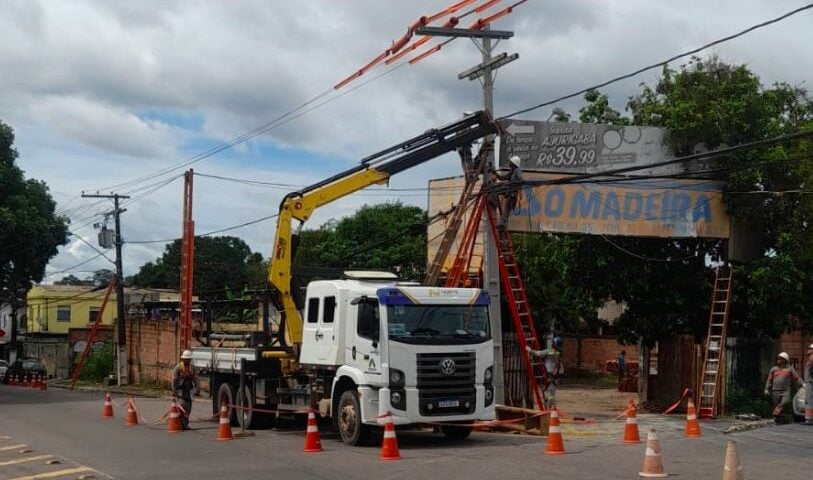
[427,119,729,262]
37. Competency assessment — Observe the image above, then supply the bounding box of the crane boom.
[267,110,498,347]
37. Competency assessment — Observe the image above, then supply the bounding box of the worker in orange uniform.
[172,350,199,430]
[805,343,813,426]
[764,352,802,424]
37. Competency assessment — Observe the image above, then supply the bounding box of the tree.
[55,274,92,286]
[294,203,428,282]
[90,269,114,286]
[128,236,266,300]
[0,120,69,317]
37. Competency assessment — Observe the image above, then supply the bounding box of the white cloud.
[2,0,812,281]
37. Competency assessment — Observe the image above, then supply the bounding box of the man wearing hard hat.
[805,343,813,425]
[172,350,199,430]
[764,352,802,424]
[492,155,523,229]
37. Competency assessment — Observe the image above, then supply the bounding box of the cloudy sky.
[1,0,812,283]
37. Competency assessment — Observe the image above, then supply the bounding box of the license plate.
[437,399,460,408]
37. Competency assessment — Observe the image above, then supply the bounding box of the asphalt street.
[0,384,810,479]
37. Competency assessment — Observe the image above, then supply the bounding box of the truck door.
[317,295,337,362]
[348,297,381,378]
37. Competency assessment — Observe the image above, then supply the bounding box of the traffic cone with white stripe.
[544,405,566,455]
[638,428,668,478]
[380,413,400,461]
[685,397,702,438]
[303,411,322,452]
[722,440,743,480]
[125,397,139,426]
[31,374,40,389]
[9,373,17,386]
[623,399,641,444]
[101,392,114,418]
[167,396,183,433]
[216,404,234,441]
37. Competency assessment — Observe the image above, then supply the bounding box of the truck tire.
[236,384,275,430]
[337,390,373,446]
[216,381,237,426]
[440,425,473,440]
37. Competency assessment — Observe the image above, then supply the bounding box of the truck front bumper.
[370,386,496,426]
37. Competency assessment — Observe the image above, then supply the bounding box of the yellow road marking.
[0,444,26,451]
[0,455,52,467]
[6,466,94,480]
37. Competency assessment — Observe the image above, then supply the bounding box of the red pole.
[70,278,117,390]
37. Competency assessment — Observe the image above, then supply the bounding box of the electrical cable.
[499,3,813,120]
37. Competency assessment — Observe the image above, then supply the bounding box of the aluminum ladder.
[698,266,733,418]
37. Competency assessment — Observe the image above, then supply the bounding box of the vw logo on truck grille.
[439,358,456,376]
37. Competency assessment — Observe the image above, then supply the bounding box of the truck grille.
[417,352,476,416]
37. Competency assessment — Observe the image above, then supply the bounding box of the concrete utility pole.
[82,192,130,386]
[416,25,517,404]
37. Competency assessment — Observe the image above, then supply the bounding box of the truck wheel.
[236,384,258,430]
[337,390,373,446]
[440,425,472,440]
[216,382,236,426]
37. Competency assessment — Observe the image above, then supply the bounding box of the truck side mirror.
[350,295,367,305]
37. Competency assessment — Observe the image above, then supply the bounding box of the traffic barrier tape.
[663,388,691,415]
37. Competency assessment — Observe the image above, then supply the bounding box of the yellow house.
[26,285,117,334]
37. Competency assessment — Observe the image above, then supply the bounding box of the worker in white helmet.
[172,350,199,430]
[764,351,801,424]
[492,155,523,229]
[804,343,813,425]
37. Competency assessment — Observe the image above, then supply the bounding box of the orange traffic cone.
[216,404,234,441]
[685,398,702,438]
[638,428,668,478]
[101,392,114,418]
[380,413,401,461]
[303,411,322,452]
[545,405,566,455]
[125,397,139,426]
[167,396,183,433]
[623,399,641,444]
[31,374,40,389]
[40,377,47,391]
[722,440,743,480]
[9,373,17,386]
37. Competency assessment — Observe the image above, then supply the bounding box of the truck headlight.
[389,368,405,388]
[391,389,406,410]
[484,366,493,385]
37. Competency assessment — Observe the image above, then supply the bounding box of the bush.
[726,382,772,417]
[79,341,115,383]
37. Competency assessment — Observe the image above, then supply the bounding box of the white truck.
[192,112,500,444]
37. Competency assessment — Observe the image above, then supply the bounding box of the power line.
[499,2,813,120]
[126,213,280,245]
[42,250,113,278]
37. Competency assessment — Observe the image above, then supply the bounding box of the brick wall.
[778,331,813,371]
[126,317,179,386]
[562,336,639,373]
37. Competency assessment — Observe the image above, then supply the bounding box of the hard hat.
[181,350,193,360]
[777,352,790,361]
[509,156,521,168]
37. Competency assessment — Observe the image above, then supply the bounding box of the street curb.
[48,381,168,399]
[722,420,773,434]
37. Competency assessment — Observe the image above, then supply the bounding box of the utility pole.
[82,192,130,386]
[416,24,517,405]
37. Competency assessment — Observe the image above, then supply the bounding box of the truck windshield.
[386,305,490,345]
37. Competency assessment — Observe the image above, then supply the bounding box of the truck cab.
[300,272,495,444]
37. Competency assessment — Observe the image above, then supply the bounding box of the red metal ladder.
[445,194,549,410]
[698,266,733,418]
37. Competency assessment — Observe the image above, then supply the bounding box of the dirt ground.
[556,379,636,420]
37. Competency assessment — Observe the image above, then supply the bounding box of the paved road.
[1,384,810,479]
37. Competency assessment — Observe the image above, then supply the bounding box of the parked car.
[793,385,806,421]
[0,359,8,378]
[1,358,47,384]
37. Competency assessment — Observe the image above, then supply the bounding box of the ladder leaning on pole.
[698,266,733,419]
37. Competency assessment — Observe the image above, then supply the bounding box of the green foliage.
[128,236,267,300]
[79,341,115,383]
[0,120,70,305]
[726,383,772,417]
[294,202,427,281]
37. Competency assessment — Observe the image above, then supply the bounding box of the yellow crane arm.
[267,111,497,347]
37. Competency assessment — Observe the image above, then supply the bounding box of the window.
[307,298,320,323]
[323,296,336,324]
[88,307,100,323]
[56,305,71,322]
[357,299,380,341]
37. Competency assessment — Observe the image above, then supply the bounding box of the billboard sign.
[499,119,697,176]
